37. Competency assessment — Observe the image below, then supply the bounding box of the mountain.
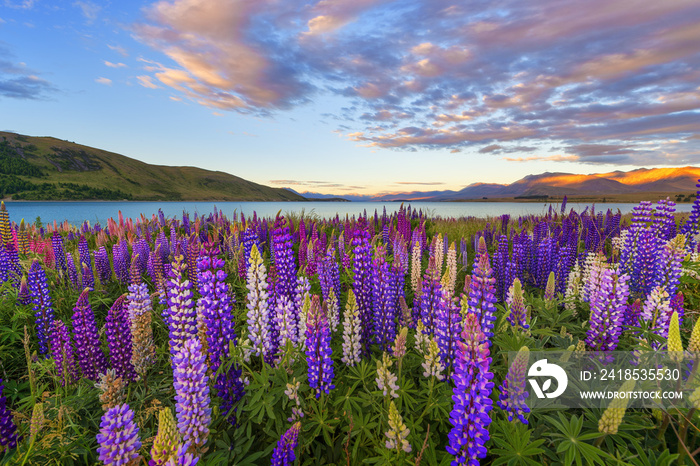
[0,132,305,201]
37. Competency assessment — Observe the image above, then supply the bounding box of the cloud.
[137,75,160,89]
[74,1,101,22]
[395,181,445,185]
[0,42,56,99]
[131,0,700,163]
[95,77,112,85]
[4,0,36,9]
[104,61,127,68]
[108,44,128,57]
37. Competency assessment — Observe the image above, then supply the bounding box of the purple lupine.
[0,378,19,452]
[213,362,245,426]
[622,298,643,328]
[435,294,462,373]
[66,253,79,289]
[50,320,78,386]
[95,246,112,284]
[497,347,530,424]
[72,288,108,381]
[305,295,335,398]
[105,294,137,382]
[468,237,498,340]
[419,258,443,335]
[78,236,94,290]
[275,295,298,349]
[586,267,630,352]
[506,278,529,331]
[241,226,260,279]
[351,224,373,353]
[96,403,142,466]
[17,275,30,305]
[28,259,56,355]
[173,338,211,453]
[52,231,67,273]
[318,247,341,305]
[372,245,398,350]
[133,239,150,277]
[271,215,297,302]
[168,442,200,466]
[447,312,494,464]
[653,234,686,298]
[271,422,301,466]
[670,291,684,320]
[165,255,197,359]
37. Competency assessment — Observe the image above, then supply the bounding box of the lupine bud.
[29,402,44,442]
[96,403,142,466]
[544,271,556,304]
[497,346,530,424]
[667,311,683,362]
[385,400,411,453]
[150,407,180,466]
[392,327,408,360]
[598,379,636,434]
[688,317,700,353]
[271,422,300,466]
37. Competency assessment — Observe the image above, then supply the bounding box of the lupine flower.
[52,231,67,273]
[376,352,399,398]
[173,338,211,453]
[411,239,422,297]
[433,233,445,273]
[689,317,700,353]
[385,400,411,453]
[392,327,408,360]
[422,338,445,381]
[544,271,556,304]
[284,378,304,422]
[373,245,398,350]
[50,320,78,386]
[78,235,94,290]
[28,259,56,355]
[497,346,530,424]
[245,244,271,358]
[17,275,30,305]
[341,289,362,366]
[271,422,301,466]
[586,267,630,352]
[564,261,582,314]
[150,407,181,466]
[414,321,430,356]
[435,293,462,373]
[468,237,498,340]
[442,242,458,298]
[29,402,44,442]
[306,295,335,398]
[95,246,112,284]
[105,294,137,382]
[66,253,79,288]
[351,226,373,352]
[72,288,108,381]
[505,278,529,331]
[95,369,127,412]
[446,313,494,465]
[640,286,673,343]
[0,378,19,453]
[275,295,299,350]
[165,255,197,359]
[96,403,142,466]
[127,259,156,380]
[598,379,636,434]
[0,202,10,246]
[165,442,199,466]
[653,234,686,298]
[419,257,443,334]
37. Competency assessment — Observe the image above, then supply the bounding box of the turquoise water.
[3,200,695,226]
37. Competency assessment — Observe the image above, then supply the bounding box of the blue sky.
[1,0,699,196]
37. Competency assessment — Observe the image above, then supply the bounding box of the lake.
[3,200,696,226]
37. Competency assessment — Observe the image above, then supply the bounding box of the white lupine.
[276,295,298,349]
[434,233,444,273]
[564,260,582,314]
[341,290,362,366]
[581,251,607,302]
[326,288,340,332]
[411,241,422,296]
[298,293,311,348]
[414,321,430,356]
[376,352,399,398]
[441,242,457,298]
[245,244,270,357]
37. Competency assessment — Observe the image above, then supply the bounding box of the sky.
[0,0,699,197]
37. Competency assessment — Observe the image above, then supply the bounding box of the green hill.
[0,132,306,201]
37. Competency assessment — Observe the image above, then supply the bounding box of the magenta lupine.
[585,267,630,352]
[372,245,398,350]
[446,313,494,465]
[50,320,78,386]
[0,378,19,453]
[105,294,137,382]
[165,255,197,359]
[468,237,498,340]
[306,296,335,398]
[173,338,211,453]
[28,259,55,355]
[497,347,530,424]
[246,244,271,358]
[271,422,301,466]
[78,235,94,290]
[72,288,108,381]
[96,403,142,466]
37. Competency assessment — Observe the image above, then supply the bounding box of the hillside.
[0,132,306,201]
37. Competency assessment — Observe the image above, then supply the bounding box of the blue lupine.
[52,231,67,273]
[28,259,56,355]
[95,246,112,284]
[50,320,78,386]
[96,404,142,466]
[586,267,630,352]
[271,422,301,466]
[497,346,530,424]
[166,255,197,359]
[372,246,398,350]
[306,295,335,398]
[105,294,137,382]
[0,378,20,453]
[173,338,211,453]
[351,224,373,352]
[468,237,498,341]
[72,288,108,381]
[78,236,94,290]
[446,312,494,465]
[435,294,462,373]
[419,258,443,335]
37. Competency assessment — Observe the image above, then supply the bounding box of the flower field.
[0,191,699,466]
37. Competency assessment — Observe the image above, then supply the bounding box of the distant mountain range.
[0,132,305,201]
[288,166,700,202]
